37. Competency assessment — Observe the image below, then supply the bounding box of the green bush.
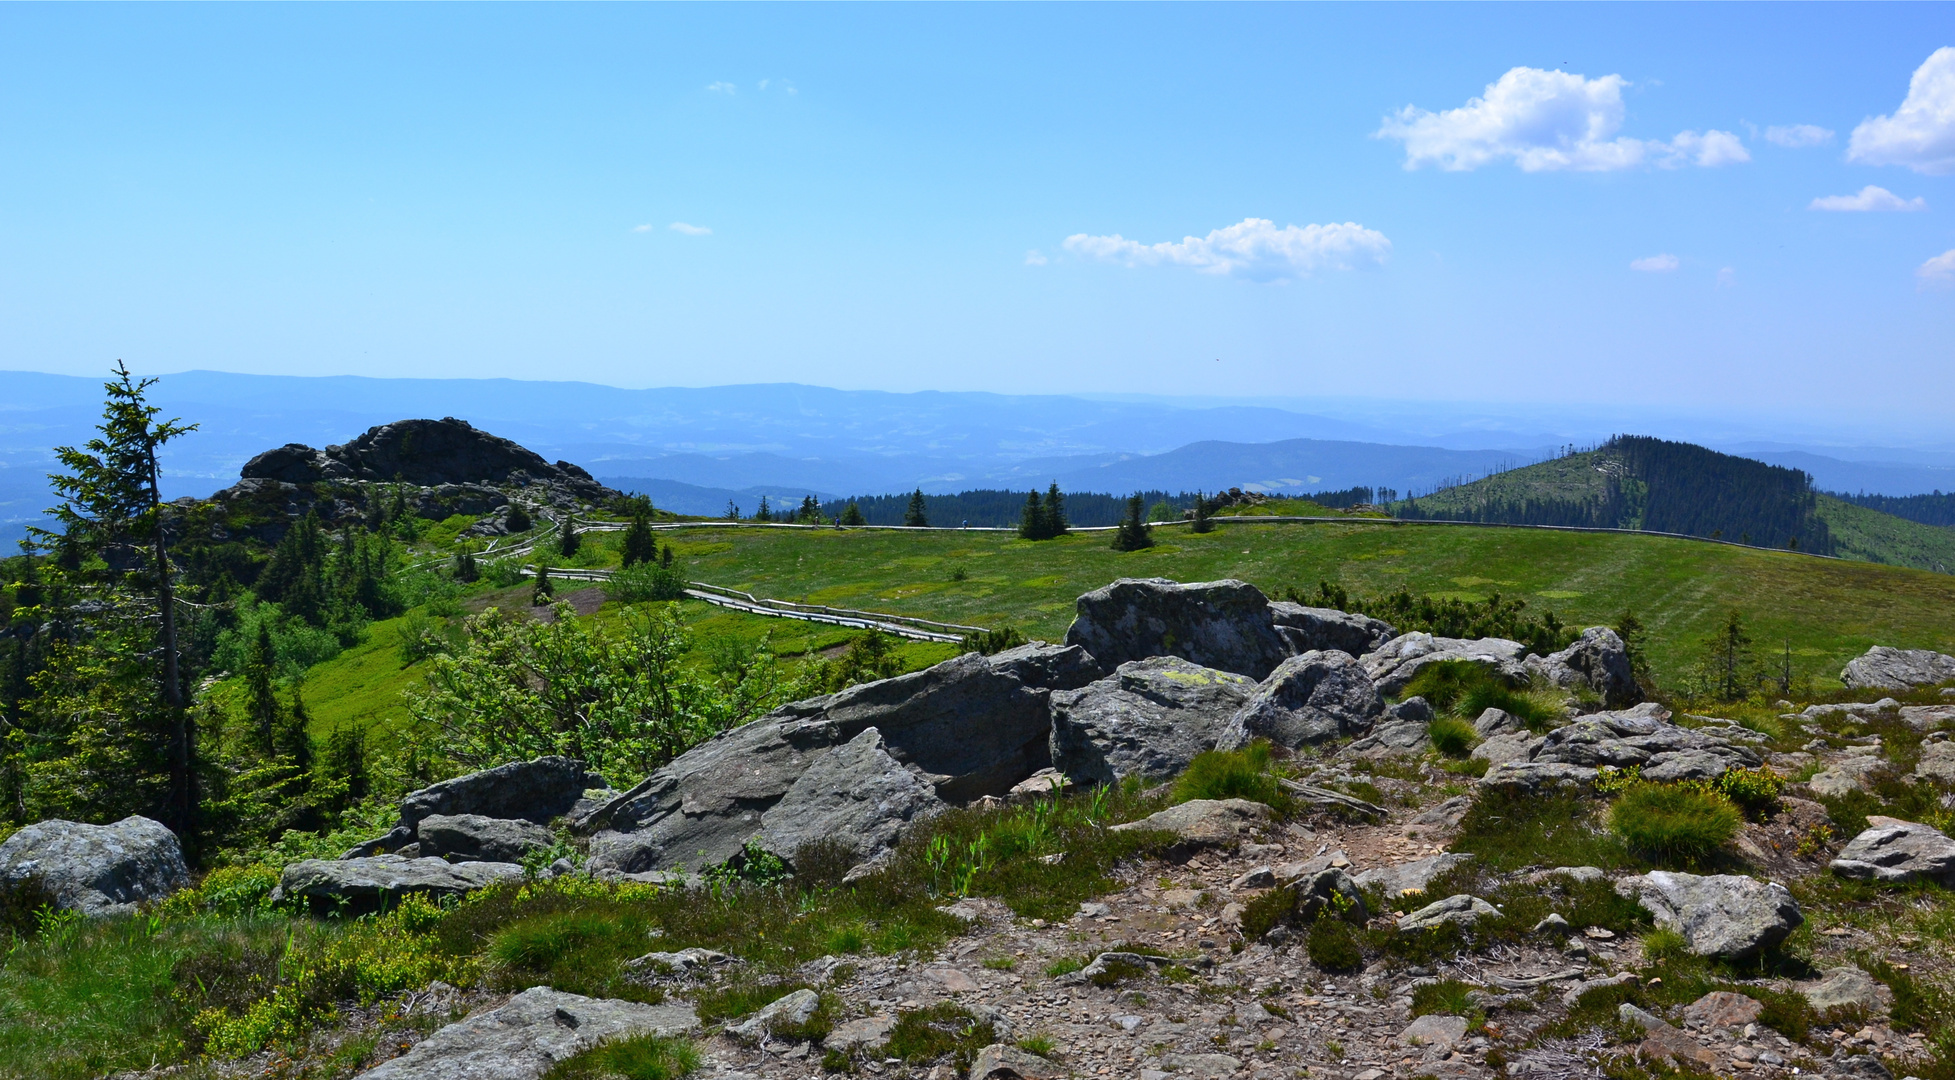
[542,1034,701,1080]
[880,1003,995,1069]
[1700,767,1785,819]
[1240,885,1299,940]
[1172,741,1290,812]
[1427,717,1479,758]
[1411,979,1483,1025]
[1306,917,1363,971]
[604,562,687,604]
[1609,783,1743,866]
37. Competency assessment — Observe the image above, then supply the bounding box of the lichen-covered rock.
[1215,650,1384,752]
[1829,817,1955,887]
[1266,602,1397,658]
[1840,646,1955,691]
[1525,627,1640,708]
[358,986,697,1079]
[1355,853,1472,899]
[1477,761,1599,795]
[585,645,1095,875]
[1397,893,1500,931]
[971,1042,1065,1079]
[416,814,558,864]
[1802,967,1893,1015]
[1359,633,1532,697]
[1614,871,1802,959]
[1063,578,1290,679]
[1049,657,1257,785]
[1524,707,1761,779]
[729,987,822,1044]
[0,816,190,916]
[346,756,602,859]
[1108,798,1272,848]
[755,726,946,866]
[278,855,524,912]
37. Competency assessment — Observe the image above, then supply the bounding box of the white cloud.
[1920,248,1955,287]
[631,224,655,233]
[1849,47,1955,174]
[1809,185,1927,212]
[1717,266,1736,287]
[668,222,711,236]
[705,81,737,94]
[1023,250,1048,266]
[1376,67,1749,172]
[1765,123,1834,148]
[1660,129,1751,168]
[1631,254,1680,272]
[1061,217,1390,282]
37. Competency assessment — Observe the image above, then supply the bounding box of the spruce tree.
[1019,491,1045,539]
[903,489,928,528]
[504,503,532,533]
[558,513,581,558]
[1112,493,1153,551]
[245,621,281,754]
[1045,483,1068,537]
[1191,491,1214,534]
[841,502,866,527]
[724,500,740,521]
[532,562,554,605]
[621,509,657,567]
[660,545,673,568]
[798,495,821,524]
[259,510,328,624]
[279,680,313,782]
[755,496,772,522]
[455,544,480,583]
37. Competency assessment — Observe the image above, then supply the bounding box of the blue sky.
[1,4,1950,428]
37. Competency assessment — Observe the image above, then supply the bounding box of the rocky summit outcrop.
[358,986,697,1080]
[583,643,1100,875]
[1064,578,1291,680]
[416,814,558,865]
[1267,602,1397,658]
[0,815,190,916]
[1615,871,1803,959]
[1215,650,1385,752]
[1479,704,1762,792]
[1359,633,1532,697]
[1829,817,1955,887]
[1049,657,1258,786]
[1523,627,1640,709]
[1840,646,1955,691]
[242,417,612,499]
[347,756,605,859]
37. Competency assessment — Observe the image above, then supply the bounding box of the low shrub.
[155,865,286,920]
[1642,927,1692,962]
[1306,917,1364,971]
[1240,885,1299,941]
[1448,790,1633,874]
[542,1034,701,1080]
[880,1003,995,1070]
[694,982,812,1024]
[487,906,663,1002]
[1698,767,1785,820]
[604,562,687,604]
[1411,979,1483,1026]
[1428,717,1479,758]
[1609,783,1742,867]
[1172,741,1290,812]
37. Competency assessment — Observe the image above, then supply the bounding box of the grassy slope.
[1393,451,1955,573]
[661,521,1955,691]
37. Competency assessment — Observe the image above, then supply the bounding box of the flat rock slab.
[357,986,697,1079]
[1398,1014,1469,1049]
[279,855,524,911]
[729,988,820,1043]
[1681,991,1763,1029]
[0,815,189,916]
[1355,853,1471,899]
[1359,632,1531,697]
[1803,967,1893,1015]
[417,814,557,864]
[1397,893,1500,932]
[1841,646,1955,691]
[1831,817,1955,887]
[1615,871,1802,959]
[1110,798,1272,850]
[1267,602,1396,659]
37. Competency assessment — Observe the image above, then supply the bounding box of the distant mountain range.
[4,368,1952,542]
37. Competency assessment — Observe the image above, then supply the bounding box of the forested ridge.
[1837,490,1955,529]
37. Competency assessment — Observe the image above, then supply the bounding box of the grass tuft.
[541,1034,701,1080]
[1428,717,1479,758]
[1608,783,1743,867]
[1171,741,1291,813]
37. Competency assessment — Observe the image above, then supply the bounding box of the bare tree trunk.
[146,439,190,832]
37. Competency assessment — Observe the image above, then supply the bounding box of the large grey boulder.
[1841,646,1955,691]
[348,756,605,859]
[1215,650,1384,752]
[1064,578,1290,679]
[417,814,558,864]
[357,985,697,1079]
[1267,602,1397,658]
[1525,627,1640,708]
[1524,707,1761,779]
[0,816,190,916]
[1049,657,1257,786]
[1477,761,1599,795]
[278,855,524,911]
[1359,633,1532,697]
[1829,817,1955,887]
[1614,871,1802,959]
[585,644,1097,875]
[1397,893,1501,932]
[1355,853,1472,899]
[755,727,946,866]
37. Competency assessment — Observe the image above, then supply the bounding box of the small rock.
[625,947,730,976]
[970,1042,1063,1079]
[1157,1052,1244,1079]
[1827,1055,1895,1080]
[1397,894,1500,932]
[1533,914,1572,937]
[729,988,821,1043]
[827,1013,896,1051]
[1614,871,1802,960]
[1830,817,1955,888]
[1399,1014,1470,1049]
[1803,968,1894,1015]
[1229,865,1276,890]
[1681,991,1764,1029]
[1354,853,1470,899]
[1110,798,1273,852]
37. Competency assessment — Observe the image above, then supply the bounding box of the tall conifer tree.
[903,489,929,528]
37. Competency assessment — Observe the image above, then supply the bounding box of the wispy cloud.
[668,222,712,236]
[1764,123,1834,148]
[1631,254,1680,273]
[1920,248,1955,288]
[1024,250,1048,266]
[1376,67,1748,172]
[1062,217,1390,282]
[1849,47,1955,175]
[1809,185,1927,212]
[705,81,737,95]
